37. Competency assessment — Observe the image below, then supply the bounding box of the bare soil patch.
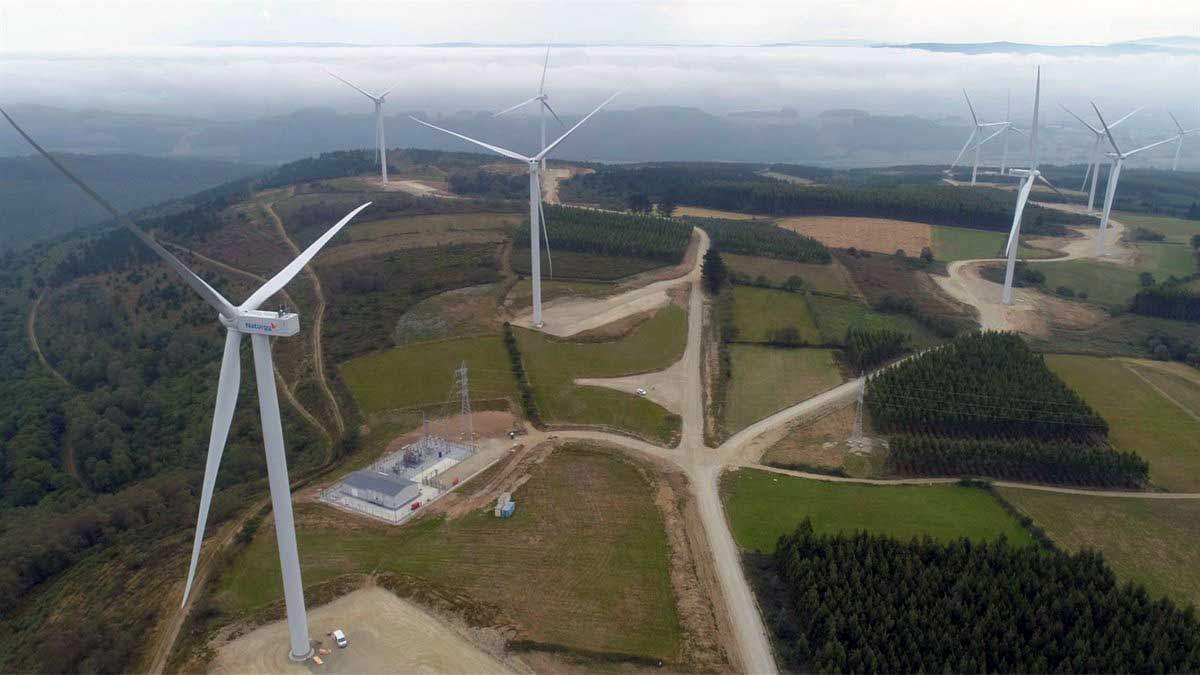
[779,216,933,254]
[676,206,763,221]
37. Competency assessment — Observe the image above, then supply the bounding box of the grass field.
[723,253,859,296]
[731,286,822,344]
[724,346,843,435]
[721,468,1034,554]
[1046,354,1200,491]
[929,226,1054,262]
[1033,313,1200,358]
[220,444,684,662]
[999,487,1200,609]
[1116,212,1200,244]
[506,278,616,310]
[511,248,668,281]
[806,294,942,347]
[518,306,686,443]
[339,336,517,415]
[1035,243,1198,307]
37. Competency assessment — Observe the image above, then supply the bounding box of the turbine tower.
[1061,104,1141,212]
[1001,68,1063,305]
[1168,111,1199,171]
[326,69,398,184]
[950,90,1008,185]
[410,92,618,328]
[1090,103,1177,255]
[494,46,563,176]
[1,107,371,663]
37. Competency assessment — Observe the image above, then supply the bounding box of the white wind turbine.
[494,46,563,176]
[0,107,371,663]
[410,92,619,328]
[1061,104,1141,212]
[1091,103,1177,256]
[1001,68,1063,305]
[1168,111,1199,171]
[950,90,1009,185]
[325,69,399,184]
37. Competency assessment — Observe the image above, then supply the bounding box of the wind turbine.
[1001,68,1062,305]
[950,90,1009,185]
[325,69,398,184]
[1168,111,1199,171]
[1061,104,1141,212]
[0,107,371,663]
[410,92,619,328]
[1091,103,1177,255]
[494,46,563,176]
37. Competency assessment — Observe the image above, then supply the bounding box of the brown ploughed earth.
[777,216,933,254]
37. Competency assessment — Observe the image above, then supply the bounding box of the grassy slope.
[512,248,666,281]
[999,487,1200,609]
[807,294,941,347]
[338,336,517,415]
[723,253,858,296]
[518,305,686,443]
[732,286,822,344]
[1035,243,1197,307]
[721,468,1033,554]
[220,445,683,661]
[1046,354,1200,491]
[724,346,843,435]
[1117,212,1200,244]
[930,226,1053,262]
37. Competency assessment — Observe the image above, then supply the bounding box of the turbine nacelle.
[221,310,301,337]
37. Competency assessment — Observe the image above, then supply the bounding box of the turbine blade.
[951,128,977,169]
[1060,104,1100,134]
[542,100,565,127]
[536,91,619,161]
[1091,102,1122,156]
[539,45,551,95]
[181,329,242,606]
[0,107,237,318]
[409,116,531,161]
[1030,67,1041,169]
[1169,111,1184,134]
[240,202,371,312]
[378,84,401,99]
[1110,106,1144,128]
[323,69,379,101]
[1005,217,1020,257]
[1125,136,1179,156]
[1036,173,1064,198]
[538,198,553,277]
[975,126,1007,147]
[964,90,979,125]
[493,95,541,118]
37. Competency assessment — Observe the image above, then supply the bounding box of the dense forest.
[514,205,693,263]
[841,327,910,373]
[864,332,1146,485]
[1131,284,1200,323]
[756,519,1200,673]
[683,216,831,264]
[562,164,1087,233]
[447,169,527,199]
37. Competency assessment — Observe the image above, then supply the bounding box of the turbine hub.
[220,309,301,337]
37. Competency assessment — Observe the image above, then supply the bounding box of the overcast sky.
[1,0,1198,48]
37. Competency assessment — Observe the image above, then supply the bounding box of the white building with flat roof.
[340,470,420,511]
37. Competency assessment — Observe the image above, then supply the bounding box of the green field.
[512,248,667,281]
[1116,212,1200,244]
[1046,354,1200,491]
[518,305,686,443]
[1000,487,1200,609]
[723,253,858,296]
[221,445,684,662]
[339,336,516,415]
[731,286,822,344]
[724,346,843,435]
[348,212,523,241]
[930,226,1054,262]
[1035,242,1198,307]
[721,468,1034,554]
[1032,313,1200,357]
[806,294,941,347]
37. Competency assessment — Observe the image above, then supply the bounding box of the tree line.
[1131,284,1200,323]
[888,434,1148,487]
[842,327,909,373]
[514,204,693,263]
[685,216,831,264]
[759,519,1200,673]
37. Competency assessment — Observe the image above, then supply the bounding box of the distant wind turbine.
[1168,111,1199,171]
[950,90,1009,185]
[1001,68,1063,305]
[494,46,563,175]
[325,69,399,184]
[1061,104,1141,212]
[0,107,371,663]
[1091,103,1177,255]
[410,92,619,328]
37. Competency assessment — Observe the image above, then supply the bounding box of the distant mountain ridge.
[887,37,1200,55]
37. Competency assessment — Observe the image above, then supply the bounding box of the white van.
[332,629,348,648]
